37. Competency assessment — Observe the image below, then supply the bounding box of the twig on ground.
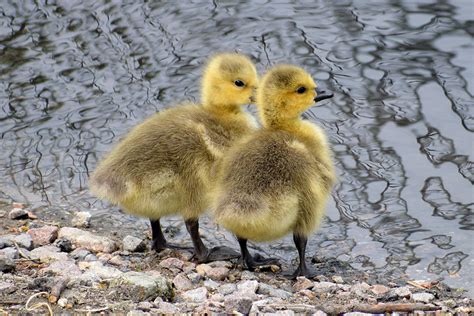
[25,292,53,316]
[74,306,110,313]
[353,303,439,313]
[49,277,69,303]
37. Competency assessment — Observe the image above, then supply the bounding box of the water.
[1,0,472,294]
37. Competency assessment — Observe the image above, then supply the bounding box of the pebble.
[195,263,211,275]
[8,208,29,219]
[206,266,229,281]
[28,226,58,246]
[332,275,344,284]
[224,295,253,314]
[30,245,68,262]
[203,279,219,290]
[79,261,123,279]
[155,301,179,313]
[258,283,293,299]
[173,273,193,291]
[41,260,81,276]
[0,280,15,294]
[122,235,146,252]
[393,286,412,298]
[70,248,91,260]
[0,257,15,272]
[412,292,435,303]
[237,280,259,294]
[55,238,74,252]
[137,301,154,311]
[159,257,184,270]
[370,284,390,296]
[71,211,92,228]
[113,271,173,301]
[58,227,117,253]
[6,233,33,250]
[0,210,6,217]
[218,283,237,295]
[240,270,257,280]
[351,282,371,298]
[57,298,68,308]
[187,272,202,284]
[293,277,314,291]
[181,286,208,302]
[0,247,19,260]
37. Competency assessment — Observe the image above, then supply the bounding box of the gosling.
[211,64,335,277]
[90,53,258,262]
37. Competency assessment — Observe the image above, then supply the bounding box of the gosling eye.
[234,80,245,87]
[296,87,306,94]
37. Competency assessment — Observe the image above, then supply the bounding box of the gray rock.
[343,313,374,316]
[224,295,253,314]
[71,211,92,228]
[218,283,237,295]
[240,270,257,280]
[0,281,15,293]
[203,279,219,290]
[351,282,371,298]
[173,273,193,291]
[127,310,150,316]
[30,245,68,262]
[70,248,92,260]
[275,310,295,316]
[187,272,202,284]
[122,235,146,252]
[293,277,314,291]
[79,261,123,279]
[313,311,328,316]
[113,271,173,301]
[41,260,81,276]
[208,260,233,268]
[237,280,259,294]
[206,266,229,281]
[58,227,117,253]
[154,301,179,313]
[159,257,185,270]
[0,247,19,260]
[181,287,208,303]
[0,237,13,249]
[13,233,33,250]
[332,275,344,284]
[137,301,154,311]
[412,292,435,303]
[370,284,390,296]
[0,210,6,217]
[0,257,15,272]
[9,208,28,219]
[258,283,292,299]
[393,286,412,298]
[28,226,58,246]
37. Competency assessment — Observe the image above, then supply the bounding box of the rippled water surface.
[1,0,473,294]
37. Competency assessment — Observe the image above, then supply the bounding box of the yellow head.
[257,65,318,127]
[201,53,258,111]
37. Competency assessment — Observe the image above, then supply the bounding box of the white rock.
[79,261,123,279]
[181,287,208,303]
[237,280,259,294]
[394,286,412,298]
[258,283,292,299]
[9,208,28,219]
[412,292,435,303]
[58,227,117,253]
[41,260,81,276]
[114,271,172,301]
[57,298,68,308]
[30,245,68,263]
[122,235,146,252]
[71,211,92,228]
[218,283,237,295]
[0,247,19,260]
[203,279,219,290]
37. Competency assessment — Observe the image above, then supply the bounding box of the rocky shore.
[0,202,472,315]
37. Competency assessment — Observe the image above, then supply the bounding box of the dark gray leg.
[291,233,317,278]
[237,237,279,270]
[150,218,168,252]
[185,218,210,262]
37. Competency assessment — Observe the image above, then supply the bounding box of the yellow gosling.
[211,64,336,277]
[90,53,258,262]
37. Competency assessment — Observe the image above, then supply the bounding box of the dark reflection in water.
[0,0,472,294]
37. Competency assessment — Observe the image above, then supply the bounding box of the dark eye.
[234,80,245,87]
[296,87,306,94]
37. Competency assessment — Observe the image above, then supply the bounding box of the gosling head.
[257,64,333,127]
[201,53,258,111]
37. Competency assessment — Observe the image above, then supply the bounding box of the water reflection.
[0,0,472,294]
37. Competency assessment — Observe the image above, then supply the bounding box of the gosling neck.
[203,101,243,117]
[263,116,303,133]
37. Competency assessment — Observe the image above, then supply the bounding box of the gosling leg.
[291,233,317,278]
[150,218,192,252]
[185,218,210,263]
[237,237,279,270]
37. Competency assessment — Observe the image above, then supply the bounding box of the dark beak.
[314,89,334,102]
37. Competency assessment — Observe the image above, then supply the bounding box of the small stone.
[41,260,81,276]
[240,270,257,280]
[122,235,146,252]
[58,227,117,253]
[293,277,314,291]
[258,283,292,299]
[393,286,412,298]
[0,281,15,294]
[298,289,316,299]
[275,310,295,316]
[3,233,33,250]
[109,255,128,267]
[71,211,92,228]
[370,284,390,296]
[412,292,435,303]
[137,301,153,311]
[181,286,208,302]
[208,260,233,269]
[0,247,19,260]
[0,210,6,217]
[9,208,28,220]
[113,271,173,301]
[28,226,58,247]
[351,282,371,298]
[237,280,259,294]
[196,263,211,275]
[210,293,225,302]
[187,272,202,284]
[57,298,68,308]
[55,239,74,252]
[0,257,15,272]
[206,266,229,281]
[12,202,26,209]
[218,283,237,295]
[203,279,219,290]
[127,310,149,316]
[155,301,179,313]
[312,311,327,316]
[30,245,68,262]
[80,261,123,279]
[312,281,339,293]
[158,257,184,270]
[332,275,344,284]
[173,273,193,291]
[0,237,13,249]
[224,295,253,314]
[70,248,91,260]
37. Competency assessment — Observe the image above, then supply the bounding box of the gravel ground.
[0,202,472,315]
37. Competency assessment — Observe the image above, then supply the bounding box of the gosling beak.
[314,88,334,102]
